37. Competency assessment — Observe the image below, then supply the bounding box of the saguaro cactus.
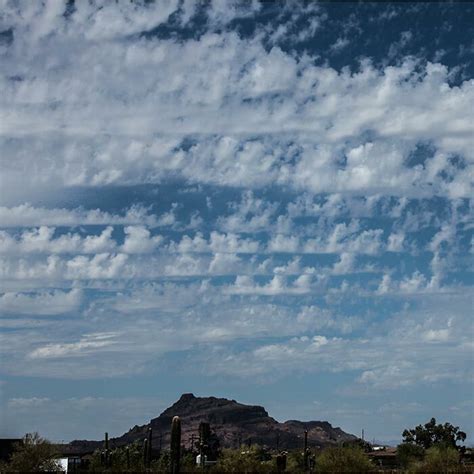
[147,427,153,467]
[303,430,309,471]
[103,432,110,467]
[143,438,148,467]
[276,452,287,472]
[170,416,181,474]
[199,422,210,467]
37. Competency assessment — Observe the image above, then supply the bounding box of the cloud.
[169,231,260,254]
[121,226,162,254]
[0,226,164,255]
[225,274,313,295]
[196,294,473,388]
[0,204,158,227]
[0,288,81,315]
[28,332,117,359]
[2,0,181,42]
[1,6,472,199]
[0,1,472,444]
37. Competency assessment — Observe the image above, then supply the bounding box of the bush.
[285,449,316,473]
[397,442,425,469]
[90,442,151,472]
[409,445,470,473]
[214,446,274,473]
[5,432,61,473]
[316,446,375,473]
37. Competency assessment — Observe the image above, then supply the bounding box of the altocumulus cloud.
[0,0,473,443]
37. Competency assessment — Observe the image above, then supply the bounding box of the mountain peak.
[178,393,195,401]
[135,395,355,449]
[69,394,357,451]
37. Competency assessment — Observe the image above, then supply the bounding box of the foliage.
[408,445,470,473]
[402,417,466,450]
[179,450,201,473]
[4,432,61,473]
[315,446,375,473]
[285,449,314,473]
[213,446,274,473]
[88,447,202,473]
[397,442,425,469]
[87,440,152,472]
[342,438,372,452]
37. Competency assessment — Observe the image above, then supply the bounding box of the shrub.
[397,442,425,469]
[5,432,61,473]
[316,446,375,473]
[214,446,274,473]
[409,445,470,473]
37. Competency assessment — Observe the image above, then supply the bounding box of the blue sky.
[0,0,473,445]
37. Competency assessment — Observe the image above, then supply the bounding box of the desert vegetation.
[0,417,471,473]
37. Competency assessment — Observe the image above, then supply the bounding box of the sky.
[0,0,473,445]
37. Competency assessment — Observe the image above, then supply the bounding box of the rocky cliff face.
[70,393,356,452]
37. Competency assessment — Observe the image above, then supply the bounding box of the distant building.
[56,456,82,473]
[367,446,398,468]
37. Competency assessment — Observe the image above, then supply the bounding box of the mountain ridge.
[69,393,356,452]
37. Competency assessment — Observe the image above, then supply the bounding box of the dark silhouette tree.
[402,418,466,450]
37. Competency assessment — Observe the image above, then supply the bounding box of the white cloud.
[1,9,472,199]
[225,274,313,295]
[121,226,162,254]
[197,295,473,388]
[218,191,279,232]
[303,222,384,255]
[0,204,158,227]
[0,288,81,315]
[387,232,405,252]
[267,234,300,253]
[399,271,429,293]
[422,328,451,343]
[0,3,472,444]
[66,254,129,280]
[29,332,117,359]
[2,0,180,42]
[0,226,165,255]
[170,231,260,254]
[330,37,349,53]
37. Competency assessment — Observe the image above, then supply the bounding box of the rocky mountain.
[69,393,356,453]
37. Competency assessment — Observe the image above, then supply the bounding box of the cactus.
[147,427,153,467]
[143,438,148,467]
[199,422,210,446]
[170,416,181,474]
[126,446,130,470]
[276,452,287,472]
[103,432,110,467]
[198,422,211,468]
[303,430,309,471]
